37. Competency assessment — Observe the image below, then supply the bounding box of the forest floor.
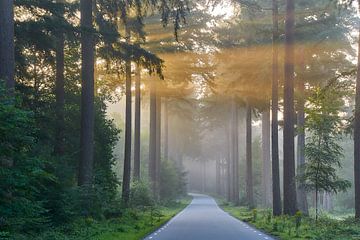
[12,197,192,240]
[218,200,360,240]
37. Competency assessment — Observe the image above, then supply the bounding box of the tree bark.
[155,91,162,197]
[246,105,254,208]
[355,0,360,219]
[133,63,141,181]
[272,0,282,216]
[0,0,15,93]
[78,0,95,187]
[54,1,65,156]
[226,123,232,202]
[149,78,157,197]
[297,51,309,215]
[283,0,297,215]
[262,107,272,207]
[122,24,132,204]
[164,99,169,160]
[232,99,239,205]
[216,158,221,195]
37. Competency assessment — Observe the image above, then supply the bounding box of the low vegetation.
[4,197,191,240]
[220,202,360,240]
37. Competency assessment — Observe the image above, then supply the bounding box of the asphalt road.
[143,194,275,240]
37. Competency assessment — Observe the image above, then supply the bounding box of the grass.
[11,197,192,240]
[218,200,360,240]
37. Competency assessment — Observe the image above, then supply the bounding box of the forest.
[1,0,360,239]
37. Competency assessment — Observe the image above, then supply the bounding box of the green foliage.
[159,160,187,203]
[130,181,155,208]
[0,87,53,233]
[299,81,351,199]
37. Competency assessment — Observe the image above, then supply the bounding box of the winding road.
[144,194,275,240]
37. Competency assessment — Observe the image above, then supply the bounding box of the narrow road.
[144,194,275,240]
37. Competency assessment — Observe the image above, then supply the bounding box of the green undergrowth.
[219,200,360,240]
[6,197,191,240]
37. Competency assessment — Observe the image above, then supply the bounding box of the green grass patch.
[218,200,360,240]
[11,197,192,240]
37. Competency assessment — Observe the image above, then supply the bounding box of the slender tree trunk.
[354,0,360,219]
[297,51,308,215]
[54,1,65,156]
[315,189,318,221]
[164,99,169,160]
[121,24,132,204]
[262,106,272,207]
[78,0,95,187]
[133,63,141,181]
[216,158,221,195]
[202,160,206,193]
[226,124,232,202]
[232,99,239,205]
[149,78,157,196]
[272,0,282,216]
[246,105,254,208]
[155,92,162,197]
[0,0,15,93]
[283,0,297,215]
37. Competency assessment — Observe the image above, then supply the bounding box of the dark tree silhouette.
[272,0,282,216]
[78,0,95,186]
[133,63,141,181]
[283,0,297,215]
[0,0,15,92]
[355,0,360,219]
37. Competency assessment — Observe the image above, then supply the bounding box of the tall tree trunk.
[283,0,297,215]
[0,0,15,93]
[54,0,65,156]
[155,91,162,198]
[355,0,360,219]
[164,99,169,160]
[78,0,95,187]
[246,105,254,208]
[297,51,308,215]
[262,106,272,207]
[202,160,206,193]
[272,0,282,216]
[133,63,141,181]
[216,158,221,195]
[226,123,232,202]
[149,78,157,197]
[232,99,239,205]
[122,24,132,204]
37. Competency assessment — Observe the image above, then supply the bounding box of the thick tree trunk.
[355,0,360,219]
[283,0,297,215]
[133,63,141,181]
[297,52,309,215]
[262,107,272,207]
[54,1,65,156]
[121,25,132,204]
[232,100,239,205]
[246,105,254,208]
[149,78,158,197]
[78,0,95,187]
[0,0,15,92]
[272,0,282,216]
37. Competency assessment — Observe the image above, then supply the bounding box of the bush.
[130,181,155,208]
[159,160,187,203]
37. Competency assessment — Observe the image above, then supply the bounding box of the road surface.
[144,194,275,240]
